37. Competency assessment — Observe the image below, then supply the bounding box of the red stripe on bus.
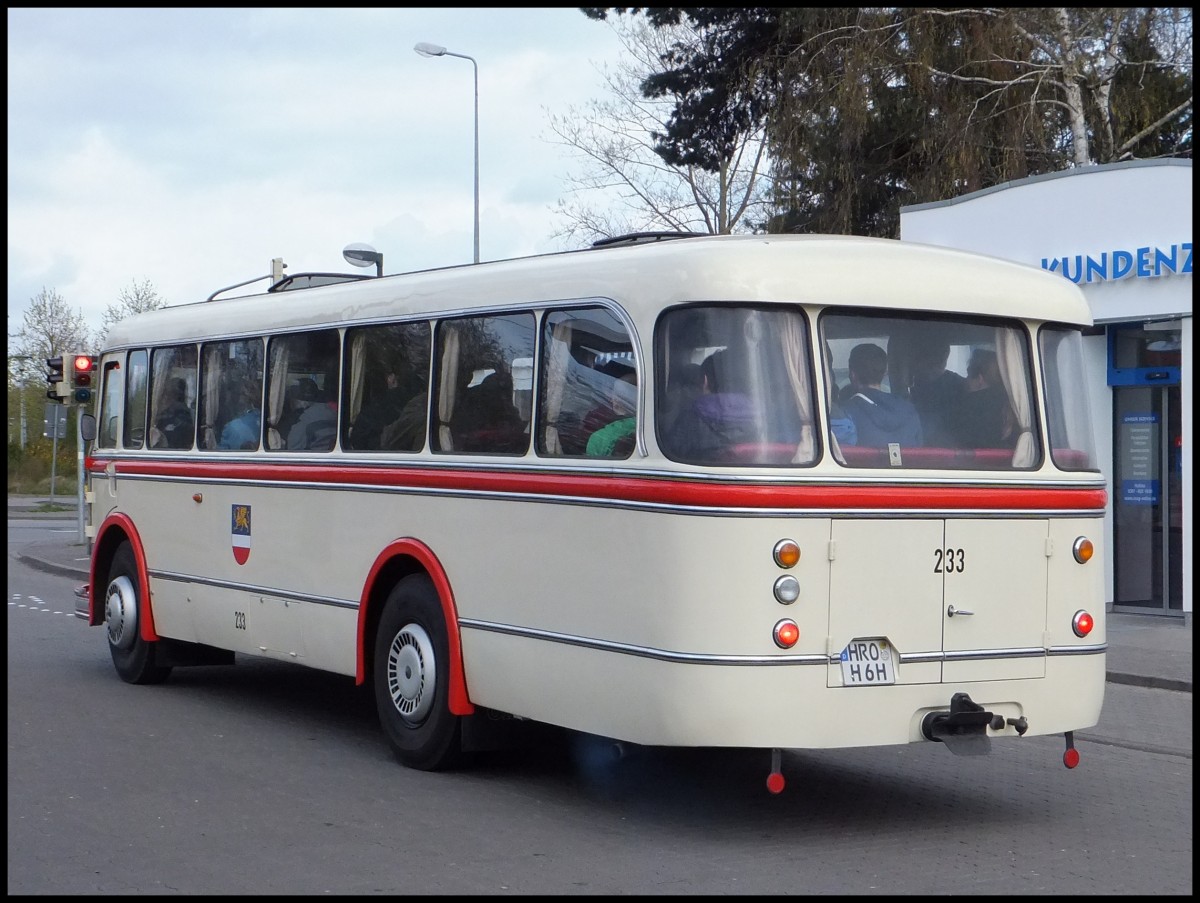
[90,459,1108,511]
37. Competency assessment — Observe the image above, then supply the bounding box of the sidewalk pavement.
[10,497,1192,694]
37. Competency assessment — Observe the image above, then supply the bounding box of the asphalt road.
[7,516,1193,895]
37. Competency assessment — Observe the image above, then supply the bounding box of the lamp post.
[414,41,479,264]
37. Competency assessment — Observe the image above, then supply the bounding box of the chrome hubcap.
[386,623,436,725]
[105,576,138,650]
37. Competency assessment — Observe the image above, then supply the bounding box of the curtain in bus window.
[437,326,461,451]
[149,353,171,448]
[266,345,290,450]
[821,341,848,464]
[996,327,1036,468]
[123,350,149,449]
[348,331,367,425]
[543,321,572,455]
[201,346,222,450]
[779,314,815,463]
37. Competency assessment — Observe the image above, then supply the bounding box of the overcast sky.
[7,7,629,338]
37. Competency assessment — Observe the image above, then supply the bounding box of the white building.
[901,159,1191,624]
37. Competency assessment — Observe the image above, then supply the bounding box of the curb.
[1105,672,1192,693]
[8,509,78,521]
[16,552,90,582]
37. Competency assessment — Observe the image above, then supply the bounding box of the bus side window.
[265,329,339,452]
[122,349,149,449]
[199,338,264,451]
[148,344,198,450]
[96,360,123,450]
[434,313,534,455]
[537,307,635,458]
[344,321,431,452]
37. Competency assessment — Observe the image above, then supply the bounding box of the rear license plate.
[839,638,896,686]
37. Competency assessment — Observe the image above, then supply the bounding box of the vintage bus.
[80,233,1106,793]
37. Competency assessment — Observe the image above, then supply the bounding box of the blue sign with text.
[1121,479,1159,505]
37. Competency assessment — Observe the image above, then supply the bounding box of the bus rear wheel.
[105,542,172,685]
[373,574,463,771]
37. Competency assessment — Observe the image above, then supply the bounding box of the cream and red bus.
[80,233,1105,792]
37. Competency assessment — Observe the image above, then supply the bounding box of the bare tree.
[96,278,168,347]
[588,7,1190,237]
[921,7,1193,167]
[546,16,774,247]
[11,288,91,386]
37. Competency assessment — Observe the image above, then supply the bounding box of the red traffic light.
[70,353,97,403]
[72,354,96,388]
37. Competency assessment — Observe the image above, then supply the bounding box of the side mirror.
[80,413,97,442]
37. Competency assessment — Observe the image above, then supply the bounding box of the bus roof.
[103,234,1092,350]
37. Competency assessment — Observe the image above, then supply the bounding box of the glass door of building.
[1111,325,1183,613]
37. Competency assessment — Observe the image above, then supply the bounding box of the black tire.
[373,574,463,771]
[105,542,172,685]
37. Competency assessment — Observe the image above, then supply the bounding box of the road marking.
[9,597,80,617]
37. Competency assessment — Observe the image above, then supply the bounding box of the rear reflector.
[1071,610,1094,638]
[773,619,800,648]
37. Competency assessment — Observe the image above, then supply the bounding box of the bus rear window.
[820,310,1042,470]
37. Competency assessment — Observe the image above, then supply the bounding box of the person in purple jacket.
[665,348,761,462]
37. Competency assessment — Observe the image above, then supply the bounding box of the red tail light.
[773,619,800,648]
[1071,610,1094,638]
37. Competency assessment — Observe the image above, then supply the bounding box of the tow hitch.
[921,692,1008,756]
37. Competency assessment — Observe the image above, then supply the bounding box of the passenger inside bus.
[586,371,637,457]
[219,387,262,450]
[379,392,428,451]
[821,342,857,448]
[666,348,759,460]
[579,360,635,438]
[153,377,195,449]
[909,340,967,447]
[349,366,420,450]
[659,361,705,442]
[286,378,337,450]
[842,343,923,447]
[952,348,1017,449]
[451,366,525,453]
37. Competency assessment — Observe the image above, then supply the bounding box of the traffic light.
[45,355,68,402]
[71,353,98,404]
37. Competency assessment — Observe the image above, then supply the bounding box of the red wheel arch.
[91,513,160,642]
[358,539,475,716]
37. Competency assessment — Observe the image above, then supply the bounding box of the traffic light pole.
[49,425,59,505]
[76,405,86,544]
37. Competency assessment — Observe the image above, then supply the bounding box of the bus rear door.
[826,517,1048,687]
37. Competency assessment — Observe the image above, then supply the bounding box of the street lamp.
[343,242,384,277]
[414,41,479,264]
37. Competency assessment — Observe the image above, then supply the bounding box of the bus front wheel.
[105,542,172,685]
[373,574,463,771]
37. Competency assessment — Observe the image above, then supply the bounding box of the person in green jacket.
[586,371,636,457]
